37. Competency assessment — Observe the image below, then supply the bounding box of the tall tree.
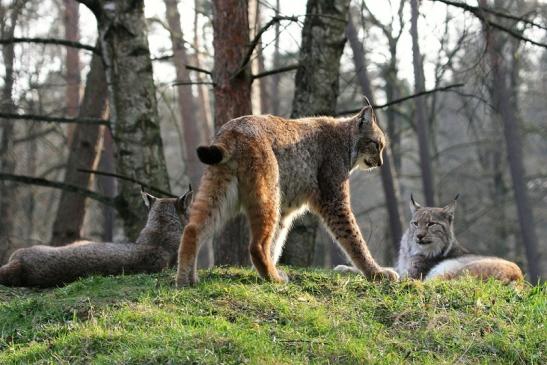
[50,50,108,245]
[0,0,25,262]
[164,0,203,188]
[410,0,435,205]
[63,0,80,119]
[346,14,403,255]
[211,0,252,265]
[78,0,171,240]
[282,0,350,266]
[193,0,212,142]
[270,0,281,116]
[482,0,542,282]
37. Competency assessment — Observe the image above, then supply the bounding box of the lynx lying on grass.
[176,105,398,287]
[336,196,523,282]
[0,189,192,288]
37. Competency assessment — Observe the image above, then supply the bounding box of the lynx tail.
[196,144,230,165]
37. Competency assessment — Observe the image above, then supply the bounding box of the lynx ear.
[141,188,157,211]
[410,193,422,214]
[357,106,373,129]
[443,194,459,219]
[176,186,193,216]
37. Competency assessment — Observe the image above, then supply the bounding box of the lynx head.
[407,194,459,257]
[137,186,193,245]
[351,101,386,170]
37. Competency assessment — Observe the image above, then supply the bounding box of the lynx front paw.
[277,269,289,283]
[334,265,361,274]
[374,267,399,281]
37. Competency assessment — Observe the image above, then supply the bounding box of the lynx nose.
[416,232,425,240]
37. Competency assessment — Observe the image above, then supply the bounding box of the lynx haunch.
[176,105,399,287]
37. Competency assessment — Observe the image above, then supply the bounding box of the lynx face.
[408,196,456,258]
[352,107,386,170]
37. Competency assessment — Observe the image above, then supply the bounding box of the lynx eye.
[427,222,437,227]
[411,221,418,226]
[367,140,379,150]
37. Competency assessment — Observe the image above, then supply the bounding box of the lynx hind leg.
[0,258,24,287]
[242,152,286,283]
[316,197,398,281]
[176,167,238,287]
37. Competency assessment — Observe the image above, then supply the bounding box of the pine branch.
[429,0,547,48]
[77,169,176,198]
[0,172,116,207]
[336,83,465,116]
[252,64,299,79]
[0,37,99,53]
[235,15,299,77]
[0,112,110,126]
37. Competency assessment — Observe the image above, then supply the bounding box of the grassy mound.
[0,267,545,364]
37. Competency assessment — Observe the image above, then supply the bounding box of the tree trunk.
[81,0,171,240]
[164,0,203,188]
[410,0,435,206]
[270,0,281,116]
[193,1,213,142]
[281,0,350,267]
[0,1,24,262]
[211,0,252,266]
[63,0,80,119]
[249,0,268,114]
[98,127,115,242]
[50,50,108,245]
[346,15,403,256]
[483,2,542,282]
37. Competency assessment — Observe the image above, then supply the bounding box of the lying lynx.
[336,195,523,282]
[0,189,192,288]
[176,105,398,287]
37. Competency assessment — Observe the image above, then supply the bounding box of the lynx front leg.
[314,194,398,281]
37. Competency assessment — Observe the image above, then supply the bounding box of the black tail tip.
[197,145,223,165]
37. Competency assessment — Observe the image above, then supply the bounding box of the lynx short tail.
[197,144,231,165]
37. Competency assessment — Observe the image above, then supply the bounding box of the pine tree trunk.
[50,50,108,245]
[63,0,80,118]
[164,0,203,188]
[98,127,115,242]
[0,1,24,262]
[193,1,213,142]
[483,3,542,282]
[80,0,171,240]
[270,0,281,116]
[410,0,435,206]
[346,15,403,256]
[281,0,350,267]
[211,0,252,266]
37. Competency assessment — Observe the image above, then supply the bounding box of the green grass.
[0,267,545,364]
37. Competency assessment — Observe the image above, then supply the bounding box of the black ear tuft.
[410,193,421,213]
[176,189,194,215]
[141,190,157,210]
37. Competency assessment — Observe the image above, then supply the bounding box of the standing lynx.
[176,105,399,287]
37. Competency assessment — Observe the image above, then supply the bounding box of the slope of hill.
[0,267,545,364]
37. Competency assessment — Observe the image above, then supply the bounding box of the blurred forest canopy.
[0,0,545,281]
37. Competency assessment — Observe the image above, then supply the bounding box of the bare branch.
[0,172,115,207]
[0,37,99,53]
[77,169,176,198]
[235,15,299,77]
[430,0,547,31]
[172,80,215,86]
[252,64,299,79]
[336,83,465,116]
[185,64,212,75]
[429,0,547,48]
[0,112,110,126]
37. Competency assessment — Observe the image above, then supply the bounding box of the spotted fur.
[0,190,192,288]
[176,106,399,286]
[396,196,523,282]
